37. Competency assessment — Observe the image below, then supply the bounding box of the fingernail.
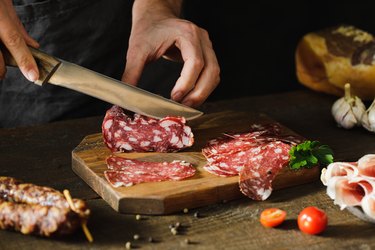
[182,100,193,107]
[27,69,38,82]
[172,91,183,101]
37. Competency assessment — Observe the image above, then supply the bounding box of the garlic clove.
[331,83,366,129]
[331,97,357,129]
[352,96,366,121]
[362,99,375,132]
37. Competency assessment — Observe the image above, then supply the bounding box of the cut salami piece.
[102,106,194,153]
[202,122,300,200]
[202,132,264,159]
[203,145,264,177]
[104,155,196,187]
[238,141,291,200]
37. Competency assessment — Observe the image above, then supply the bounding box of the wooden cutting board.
[72,111,319,215]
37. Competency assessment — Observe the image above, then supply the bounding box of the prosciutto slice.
[321,154,375,221]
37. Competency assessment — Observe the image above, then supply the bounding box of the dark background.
[140,1,375,102]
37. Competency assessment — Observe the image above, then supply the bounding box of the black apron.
[0,0,133,128]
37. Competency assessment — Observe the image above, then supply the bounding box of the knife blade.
[3,47,203,120]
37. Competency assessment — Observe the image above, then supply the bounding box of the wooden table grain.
[0,89,374,250]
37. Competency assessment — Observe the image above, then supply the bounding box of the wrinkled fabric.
[0,0,133,127]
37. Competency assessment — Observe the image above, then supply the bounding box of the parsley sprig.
[289,140,334,170]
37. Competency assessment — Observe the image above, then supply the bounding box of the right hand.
[0,0,39,81]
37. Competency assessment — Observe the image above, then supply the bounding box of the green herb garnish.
[289,140,334,170]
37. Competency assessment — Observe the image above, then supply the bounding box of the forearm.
[132,0,183,22]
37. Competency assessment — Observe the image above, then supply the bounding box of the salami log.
[105,155,196,187]
[102,106,194,153]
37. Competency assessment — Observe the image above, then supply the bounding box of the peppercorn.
[171,227,178,235]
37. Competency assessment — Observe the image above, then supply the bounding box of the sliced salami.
[238,141,291,200]
[104,155,196,187]
[203,145,264,176]
[202,122,299,200]
[202,132,264,159]
[102,106,194,153]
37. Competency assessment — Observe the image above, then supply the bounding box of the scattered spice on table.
[125,241,132,249]
[171,227,178,235]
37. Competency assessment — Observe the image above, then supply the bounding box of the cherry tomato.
[298,206,328,235]
[260,208,287,228]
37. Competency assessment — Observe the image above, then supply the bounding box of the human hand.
[0,0,39,81]
[122,0,220,108]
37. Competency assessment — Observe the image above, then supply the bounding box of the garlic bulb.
[331,83,366,129]
[361,99,375,132]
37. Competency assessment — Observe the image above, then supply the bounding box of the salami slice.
[202,122,298,200]
[202,132,264,159]
[238,141,291,200]
[203,145,264,176]
[102,106,194,152]
[104,156,196,187]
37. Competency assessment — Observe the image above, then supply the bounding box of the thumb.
[121,49,147,86]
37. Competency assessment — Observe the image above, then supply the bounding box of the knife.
[3,47,203,120]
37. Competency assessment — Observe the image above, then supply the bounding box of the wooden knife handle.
[2,45,61,85]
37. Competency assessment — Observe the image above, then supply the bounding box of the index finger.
[181,39,220,107]
[170,36,204,102]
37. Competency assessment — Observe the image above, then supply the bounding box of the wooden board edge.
[72,151,121,212]
[117,177,242,215]
[273,165,321,190]
[116,166,320,215]
[162,181,243,214]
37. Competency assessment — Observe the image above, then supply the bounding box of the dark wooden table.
[1,89,375,250]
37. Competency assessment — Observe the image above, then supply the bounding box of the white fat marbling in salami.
[104,155,196,187]
[202,123,300,200]
[238,141,291,200]
[321,154,375,221]
[102,106,194,152]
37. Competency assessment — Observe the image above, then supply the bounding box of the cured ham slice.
[104,156,196,187]
[102,106,194,153]
[358,154,375,178]
[321,154,375,221]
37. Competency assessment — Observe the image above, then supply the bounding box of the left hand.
[122,1,220,108]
